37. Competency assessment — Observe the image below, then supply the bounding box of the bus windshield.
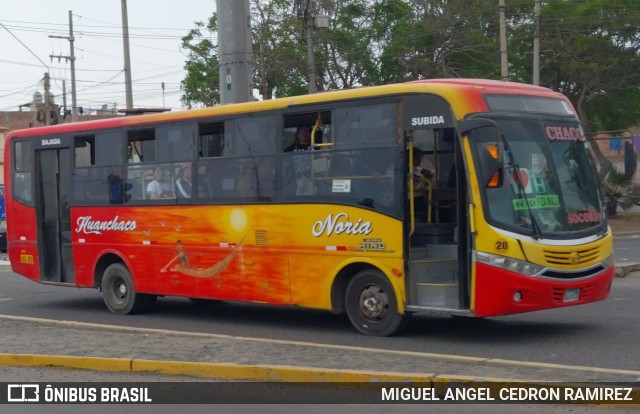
[471,114,605,238]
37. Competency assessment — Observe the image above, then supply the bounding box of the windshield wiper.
[502,137,542,239]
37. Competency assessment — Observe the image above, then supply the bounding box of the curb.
[1,353,639,409]
[615,263,640,278]
[0,352,513,383]
[3,315,640,381]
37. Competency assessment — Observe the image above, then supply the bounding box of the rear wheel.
[101,263,156,314]
[345,269,410,336]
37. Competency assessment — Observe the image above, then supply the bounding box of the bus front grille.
[543,247,600,266]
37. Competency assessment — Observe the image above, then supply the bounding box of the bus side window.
[13,141,33,204]
[127,129,155,164]
[126,165,145,201]
[199,159,237,199]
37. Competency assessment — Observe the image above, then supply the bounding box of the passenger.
[410,149,434,220]
[285,126,312,152]
[147,166,174,199]
[175,164,193,199]
[411,148,434,193]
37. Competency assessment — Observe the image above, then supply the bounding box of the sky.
[0,0,217,114]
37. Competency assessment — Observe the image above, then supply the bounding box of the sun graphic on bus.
[229,209,248,233]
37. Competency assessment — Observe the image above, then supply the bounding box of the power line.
[0,20,49,70]
[0,57,121,72]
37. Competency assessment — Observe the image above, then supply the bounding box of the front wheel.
[101,263,156,314]
[345,269,410,336]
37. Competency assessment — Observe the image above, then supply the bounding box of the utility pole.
[161,82,165,108]
[62,80,67,118]
[121,0,134,109]
[44,73,51,125]
[499,0,509,81]
[305,2,317,94]
[533,0,541,85]
[294,0,328,94]
[49,10,78,122]
[216,0,253,104]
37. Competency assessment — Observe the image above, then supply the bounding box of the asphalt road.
[614,234,640,264]
[0,264,639,372]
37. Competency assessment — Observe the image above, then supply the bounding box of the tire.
[101,263,156,315]
[345,269,410,336]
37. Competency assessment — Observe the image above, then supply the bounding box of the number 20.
[496,241,508,250]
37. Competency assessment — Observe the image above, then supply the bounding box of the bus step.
[409,260,458,284]
[414,282,460,308]
[410,244,458,260]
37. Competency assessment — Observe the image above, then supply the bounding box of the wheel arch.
[93,251,131,289]
[330,261,405,315]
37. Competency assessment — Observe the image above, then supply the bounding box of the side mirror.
[478,143,504,188]
[458,118,504,188]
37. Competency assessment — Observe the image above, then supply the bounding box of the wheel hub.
[359,286,388,319]
[117,281,127,298]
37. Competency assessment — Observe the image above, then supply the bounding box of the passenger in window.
[410,149,434,220]
[285,126,312,152]
[411,149,434,192]
[285,125,322,152]
[108,169,125,204]
[147,166,174,199]
[175,164,192,199]
[285,126,323,195]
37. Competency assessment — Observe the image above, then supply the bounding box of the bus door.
[402,95,470,311]
[35,142,74,284]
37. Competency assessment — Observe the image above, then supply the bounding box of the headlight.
[476,251,545,277]
[602,254,614,269]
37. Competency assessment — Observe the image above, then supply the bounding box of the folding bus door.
[35,147,74,284]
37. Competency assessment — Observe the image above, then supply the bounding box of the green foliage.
[532,0,640,131]
[180,15,220,108]
[179,0,640,133]
[603,169,640,217]
[251,0,308,98]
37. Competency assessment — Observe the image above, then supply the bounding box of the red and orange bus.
[4,79,614,335]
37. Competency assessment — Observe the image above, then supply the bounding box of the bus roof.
[5,78,562,139]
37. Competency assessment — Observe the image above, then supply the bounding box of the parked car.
[0,220,6,253]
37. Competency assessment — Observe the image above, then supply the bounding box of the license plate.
[563,288,580,303]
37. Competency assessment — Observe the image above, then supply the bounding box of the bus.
[4,79,614,336]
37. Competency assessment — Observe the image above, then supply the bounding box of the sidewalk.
[1,314,640,385]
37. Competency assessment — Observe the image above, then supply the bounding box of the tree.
[251,0,307,99]
[180,15,220,108]
[179,0,640,138]
[516,0,640,132]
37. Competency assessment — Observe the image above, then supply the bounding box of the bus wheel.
[345,270,410,336]
[101,263,155,314]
